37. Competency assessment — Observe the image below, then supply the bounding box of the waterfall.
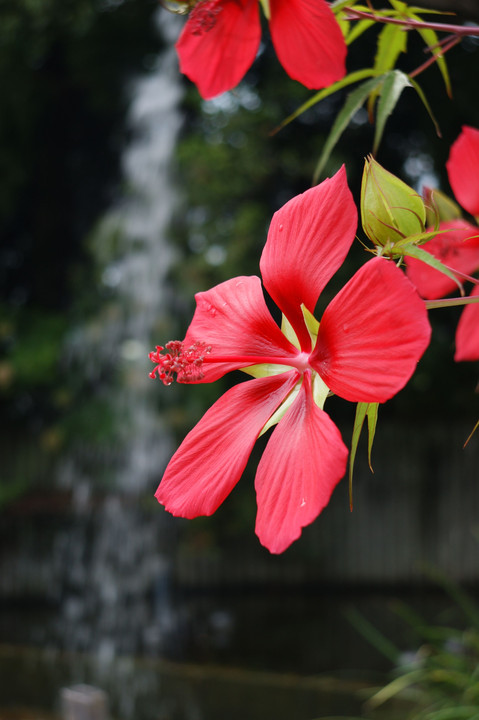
[48,9,184,660]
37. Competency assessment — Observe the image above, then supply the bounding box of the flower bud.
[423,186,462,227]
[361,156,426,248]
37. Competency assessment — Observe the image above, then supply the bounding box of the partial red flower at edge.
[175,0,347,100]
[446,126,479,219]
[455,285,479,362]
[406,126,479,362]
[405,220,479,300]
[150,167,431,553]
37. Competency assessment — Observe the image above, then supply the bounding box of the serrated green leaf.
[400,242,464,293]
[367,24,407,118]
[375,22,408,74]
[272,68,379,135]
[313,74,387,182]
[373,70,412,154]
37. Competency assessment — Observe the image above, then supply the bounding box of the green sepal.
[258,0,270,20]
[258,380,301,437]
[301,304,320,346]
[281,314,300,349]
[241,363,293,378]
[349,402,379,510]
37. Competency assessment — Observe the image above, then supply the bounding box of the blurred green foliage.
[0,0,161,445]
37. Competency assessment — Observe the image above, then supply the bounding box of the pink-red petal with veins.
[446,126,479,218]
[183,275,299,382]
[176,0,260,100]
[260,166,357,352]
[311,257,431,403]
[254,373,348,554]
[455,285,479,362]
[269,0,346,89]
[156,372,298,518]
[405,220,479,300]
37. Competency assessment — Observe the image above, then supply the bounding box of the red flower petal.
[260,166,357,351]
[310,257,431,402]
[405,220,479,299]
[269,0,346,89]
[446,126,479,218]
[155,373,298,517]
[455,285,479,362]
[254,373,348,554]
[183,275,299,382]
[175,0,261,99]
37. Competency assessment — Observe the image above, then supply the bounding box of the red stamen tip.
[149,341,211,385]
[188,0,222,35]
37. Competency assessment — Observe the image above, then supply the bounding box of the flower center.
[188,0,223,35]
[149,341,212,385]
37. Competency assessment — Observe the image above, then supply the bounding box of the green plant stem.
[425,296,479,310]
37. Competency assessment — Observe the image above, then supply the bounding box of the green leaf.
[345,18,375,45]
[408,75,441,137]
[367,24,407,118]
[345,606,400,663]
[349,402,378,509]
[349,402,368,510]
[271,68,379,135]
[413,22,452,97]
[375,22,408,74]
[400,242,464,293]
[373,70,412,154]
[366,403,379,472]
[313,74,387,182]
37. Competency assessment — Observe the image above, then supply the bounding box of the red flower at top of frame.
[175,0,347,100]
[406,126,479,361]
[150,168,431,553]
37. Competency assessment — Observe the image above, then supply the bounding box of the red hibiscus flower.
[406,126,479,361]
[175,0,347,100]
[150,168,431,553]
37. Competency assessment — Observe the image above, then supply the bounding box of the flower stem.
[425,296,479,310]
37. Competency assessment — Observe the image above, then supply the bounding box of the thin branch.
[344,7,479,36]
[409,35,461,78]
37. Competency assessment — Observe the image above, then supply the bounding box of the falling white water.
[49,9,186,668]
[63,10,183,494]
